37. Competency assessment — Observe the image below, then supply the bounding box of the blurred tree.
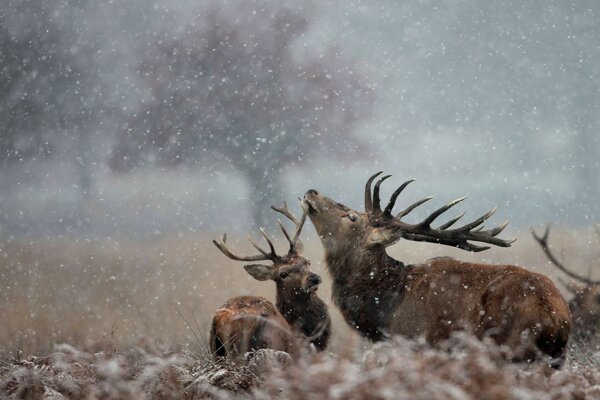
[0,0,104,198]
[109,1,374,226]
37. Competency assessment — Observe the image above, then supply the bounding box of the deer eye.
[344,213,357,222]
[280,272,289,279]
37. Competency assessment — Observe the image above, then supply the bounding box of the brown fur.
[565,283,600,339]
[304,190,571,364]
[210,296,298,357]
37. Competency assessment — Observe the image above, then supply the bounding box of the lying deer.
[532,226,600,339]
[210,204,330,358]
[302,172,571,365]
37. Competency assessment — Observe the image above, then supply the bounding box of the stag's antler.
[214,203,308,263]
[271,202,307,254]
[531,226,600,285]
[365,171,515,252]
[213,229,282,263]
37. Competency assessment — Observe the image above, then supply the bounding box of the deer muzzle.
[302,190,320,214]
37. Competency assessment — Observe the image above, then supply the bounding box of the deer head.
[213,203,321,295]
[303,171,514,253]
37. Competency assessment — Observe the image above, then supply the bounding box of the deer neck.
[275,285,315,322]
[323,240,410,341]
[275,286,328,338]
[323,240,406,281]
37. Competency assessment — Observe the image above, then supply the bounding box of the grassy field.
[1,227,600,398]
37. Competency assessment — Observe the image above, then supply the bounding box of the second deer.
[210,203,330,358]
[532,226,600,340]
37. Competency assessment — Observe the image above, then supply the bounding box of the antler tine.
[455,206,497,232]
[384,179,415,216]
[372,175,392,215]
[271,202,299,225]
[418,196,468,227]
[272,202,308,253]
[480,219,509,236]
[277,219,294,249]
[365,171,383,213]
[292,210,307,248]
[213,234,276,262]
[259,227,277,256]
[248,236,271,258]
[531,225,600,285]
[396,196,434,219]
[438,212,465,230]
[531,225,550,249]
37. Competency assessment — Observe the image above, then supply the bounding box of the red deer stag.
[210,204,330,358]
[302,172,571,365]
[532,226,600,339]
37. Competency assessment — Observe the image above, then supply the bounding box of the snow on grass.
[2,334,600,399]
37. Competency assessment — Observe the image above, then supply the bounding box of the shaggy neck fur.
[275,285,331,351]
[322,238,411,341]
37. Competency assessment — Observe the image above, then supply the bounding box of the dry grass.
[1,227,600,398]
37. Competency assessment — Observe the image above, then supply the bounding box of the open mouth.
[304,285,319,293]
[302,197,318,215]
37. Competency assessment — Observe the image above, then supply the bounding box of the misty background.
[1,0,599,239]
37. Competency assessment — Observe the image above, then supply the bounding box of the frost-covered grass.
[2,334,600,399]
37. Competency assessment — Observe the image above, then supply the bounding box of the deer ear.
[563,280,586,295]
[367,227,401,247]
[244,264,275,281]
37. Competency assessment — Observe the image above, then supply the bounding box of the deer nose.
[306,189,319,196]
[308,274,321,285]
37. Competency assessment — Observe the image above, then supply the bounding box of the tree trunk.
[245,168,285,228]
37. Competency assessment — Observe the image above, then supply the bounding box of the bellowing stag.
[532,226,600,340]
[302,172,571,366]
[210,204,330,358]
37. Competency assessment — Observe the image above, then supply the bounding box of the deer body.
[210,204,330,357]
[211,296,297,357]
[303,173,571,364]
[328,249,568,357]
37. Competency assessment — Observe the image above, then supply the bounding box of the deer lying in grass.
[210,204,330,358]
[532,226,600,340]
[302,172,571,366]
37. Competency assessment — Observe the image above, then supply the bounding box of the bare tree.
[0,0,105,199]
[109,1,374,226]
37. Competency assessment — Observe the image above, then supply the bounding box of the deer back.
[210,296,298,357]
